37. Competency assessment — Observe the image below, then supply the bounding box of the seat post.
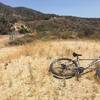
[76,56,80,68]
[72,52,82,67]
[75,56,81,81]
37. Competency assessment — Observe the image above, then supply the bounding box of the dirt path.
[0,35,9,48]
[0,35,24,48]
[0,46,19,57]
[0,35,25,63]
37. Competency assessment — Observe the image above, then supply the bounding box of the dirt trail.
[0,46,19,57]
[0,35,25,62]
[0,35,9,48]
[0,35,24,48]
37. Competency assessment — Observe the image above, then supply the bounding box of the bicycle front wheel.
[49,58,77,79]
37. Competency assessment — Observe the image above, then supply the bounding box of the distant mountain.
[0,2,50,21]
[0,2,100,39]
[0,2,57,34]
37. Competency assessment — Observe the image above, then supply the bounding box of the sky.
[0,0,100,18]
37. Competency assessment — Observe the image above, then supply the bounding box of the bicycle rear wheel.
[49,58,77,79]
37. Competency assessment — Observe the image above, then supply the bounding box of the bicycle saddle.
[73,52,82,57]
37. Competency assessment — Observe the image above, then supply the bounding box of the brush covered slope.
[0,2,100,39]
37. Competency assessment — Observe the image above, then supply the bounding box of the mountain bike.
[49,52,100,80]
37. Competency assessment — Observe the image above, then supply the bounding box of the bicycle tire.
[49,58,77,79]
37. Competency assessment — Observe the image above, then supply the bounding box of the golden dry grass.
[0,39,100,100]
[21,39,100,59]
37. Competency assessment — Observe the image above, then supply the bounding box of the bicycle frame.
[73,56,100,70]
[49,53,100,80]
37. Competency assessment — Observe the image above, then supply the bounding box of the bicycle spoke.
[49,58,77,79]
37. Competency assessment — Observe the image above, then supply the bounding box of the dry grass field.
[0,38,100,100]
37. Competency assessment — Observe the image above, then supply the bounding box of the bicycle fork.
[75,56,81,81]
[75,69,80,81]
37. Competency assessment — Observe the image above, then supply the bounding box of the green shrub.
[19,25,30,34]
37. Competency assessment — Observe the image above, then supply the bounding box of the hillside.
[0,2,100,39]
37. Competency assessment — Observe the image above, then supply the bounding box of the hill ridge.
[0,2,100,39]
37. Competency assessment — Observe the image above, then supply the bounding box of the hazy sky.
[0,0,100,18]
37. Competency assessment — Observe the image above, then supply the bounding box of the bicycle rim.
[49,58,77,79]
